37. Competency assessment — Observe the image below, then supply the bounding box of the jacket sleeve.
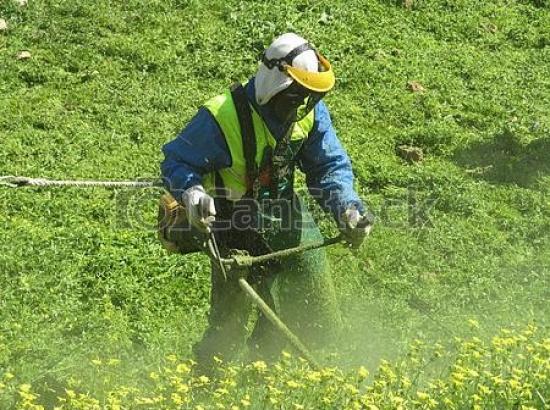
[298,101,365,221]
[160,107,231,201]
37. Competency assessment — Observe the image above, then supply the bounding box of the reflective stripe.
[203,88,314,201]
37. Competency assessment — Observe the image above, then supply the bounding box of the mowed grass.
[0,0,549,407]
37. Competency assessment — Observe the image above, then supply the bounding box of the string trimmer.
[205,231,345,370]
[1,175,347,369]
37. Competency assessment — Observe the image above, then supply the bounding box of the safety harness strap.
[230,83,258,198]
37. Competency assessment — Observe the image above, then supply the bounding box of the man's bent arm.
[161,107,231,201]
[299,101,365,221]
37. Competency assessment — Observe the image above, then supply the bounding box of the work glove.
[181,185,216,233]
[339,206,374,249]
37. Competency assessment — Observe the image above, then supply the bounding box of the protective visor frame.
[296,91,325,121]
[261,43,335,93]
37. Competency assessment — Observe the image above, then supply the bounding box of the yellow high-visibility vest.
[202,87,315,201]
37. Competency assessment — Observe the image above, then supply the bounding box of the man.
[161,33,373,368]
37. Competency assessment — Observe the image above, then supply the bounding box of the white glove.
[339,207,374,248]
[181,185,216,233]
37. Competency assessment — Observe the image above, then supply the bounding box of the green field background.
[1,0,549,407]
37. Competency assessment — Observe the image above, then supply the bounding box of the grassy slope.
[0,0,549,396]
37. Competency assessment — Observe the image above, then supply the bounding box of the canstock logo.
[111,183,439,233]
[378,186,439,229]
[112,187,161,231]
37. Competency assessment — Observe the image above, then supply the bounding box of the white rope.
[0,176,164,189]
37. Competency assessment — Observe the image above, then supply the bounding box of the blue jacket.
[161,79,365,221]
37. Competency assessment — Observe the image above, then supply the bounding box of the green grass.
[1,0,549,407]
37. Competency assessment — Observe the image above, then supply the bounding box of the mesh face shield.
[268,81,324,122]
[296,90,326,121]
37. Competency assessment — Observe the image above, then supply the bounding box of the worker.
[160,33,373,370]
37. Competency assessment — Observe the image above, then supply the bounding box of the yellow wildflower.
[171,393,183,405]
[215,387,229,396]
[176,363,191,374]
[523,324,537,336]
[379,361,397,381]
[467,369,479,378]
[390,395,405,406]
[344,383,359,395]
[508,379,521,391]
[492,375,504,385]
[91,359,102,366]
[468,319,480,329]
[152,395,165,403]
[512,367,524,376]
[19,383,32,393]
[357,366,369,380]
[351,401,362,410]
[136,397,155,405]
[252,360,267,372]
[535,372,547,381]
[320,367,336,377]
[286,380,301,389]
[267,385,282,395]
[306,371,322,382]
[177,383,189,393]
[478,384,491,396]
[451,371,466,387]
[417,391,430,401]
[149,371,159,380]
